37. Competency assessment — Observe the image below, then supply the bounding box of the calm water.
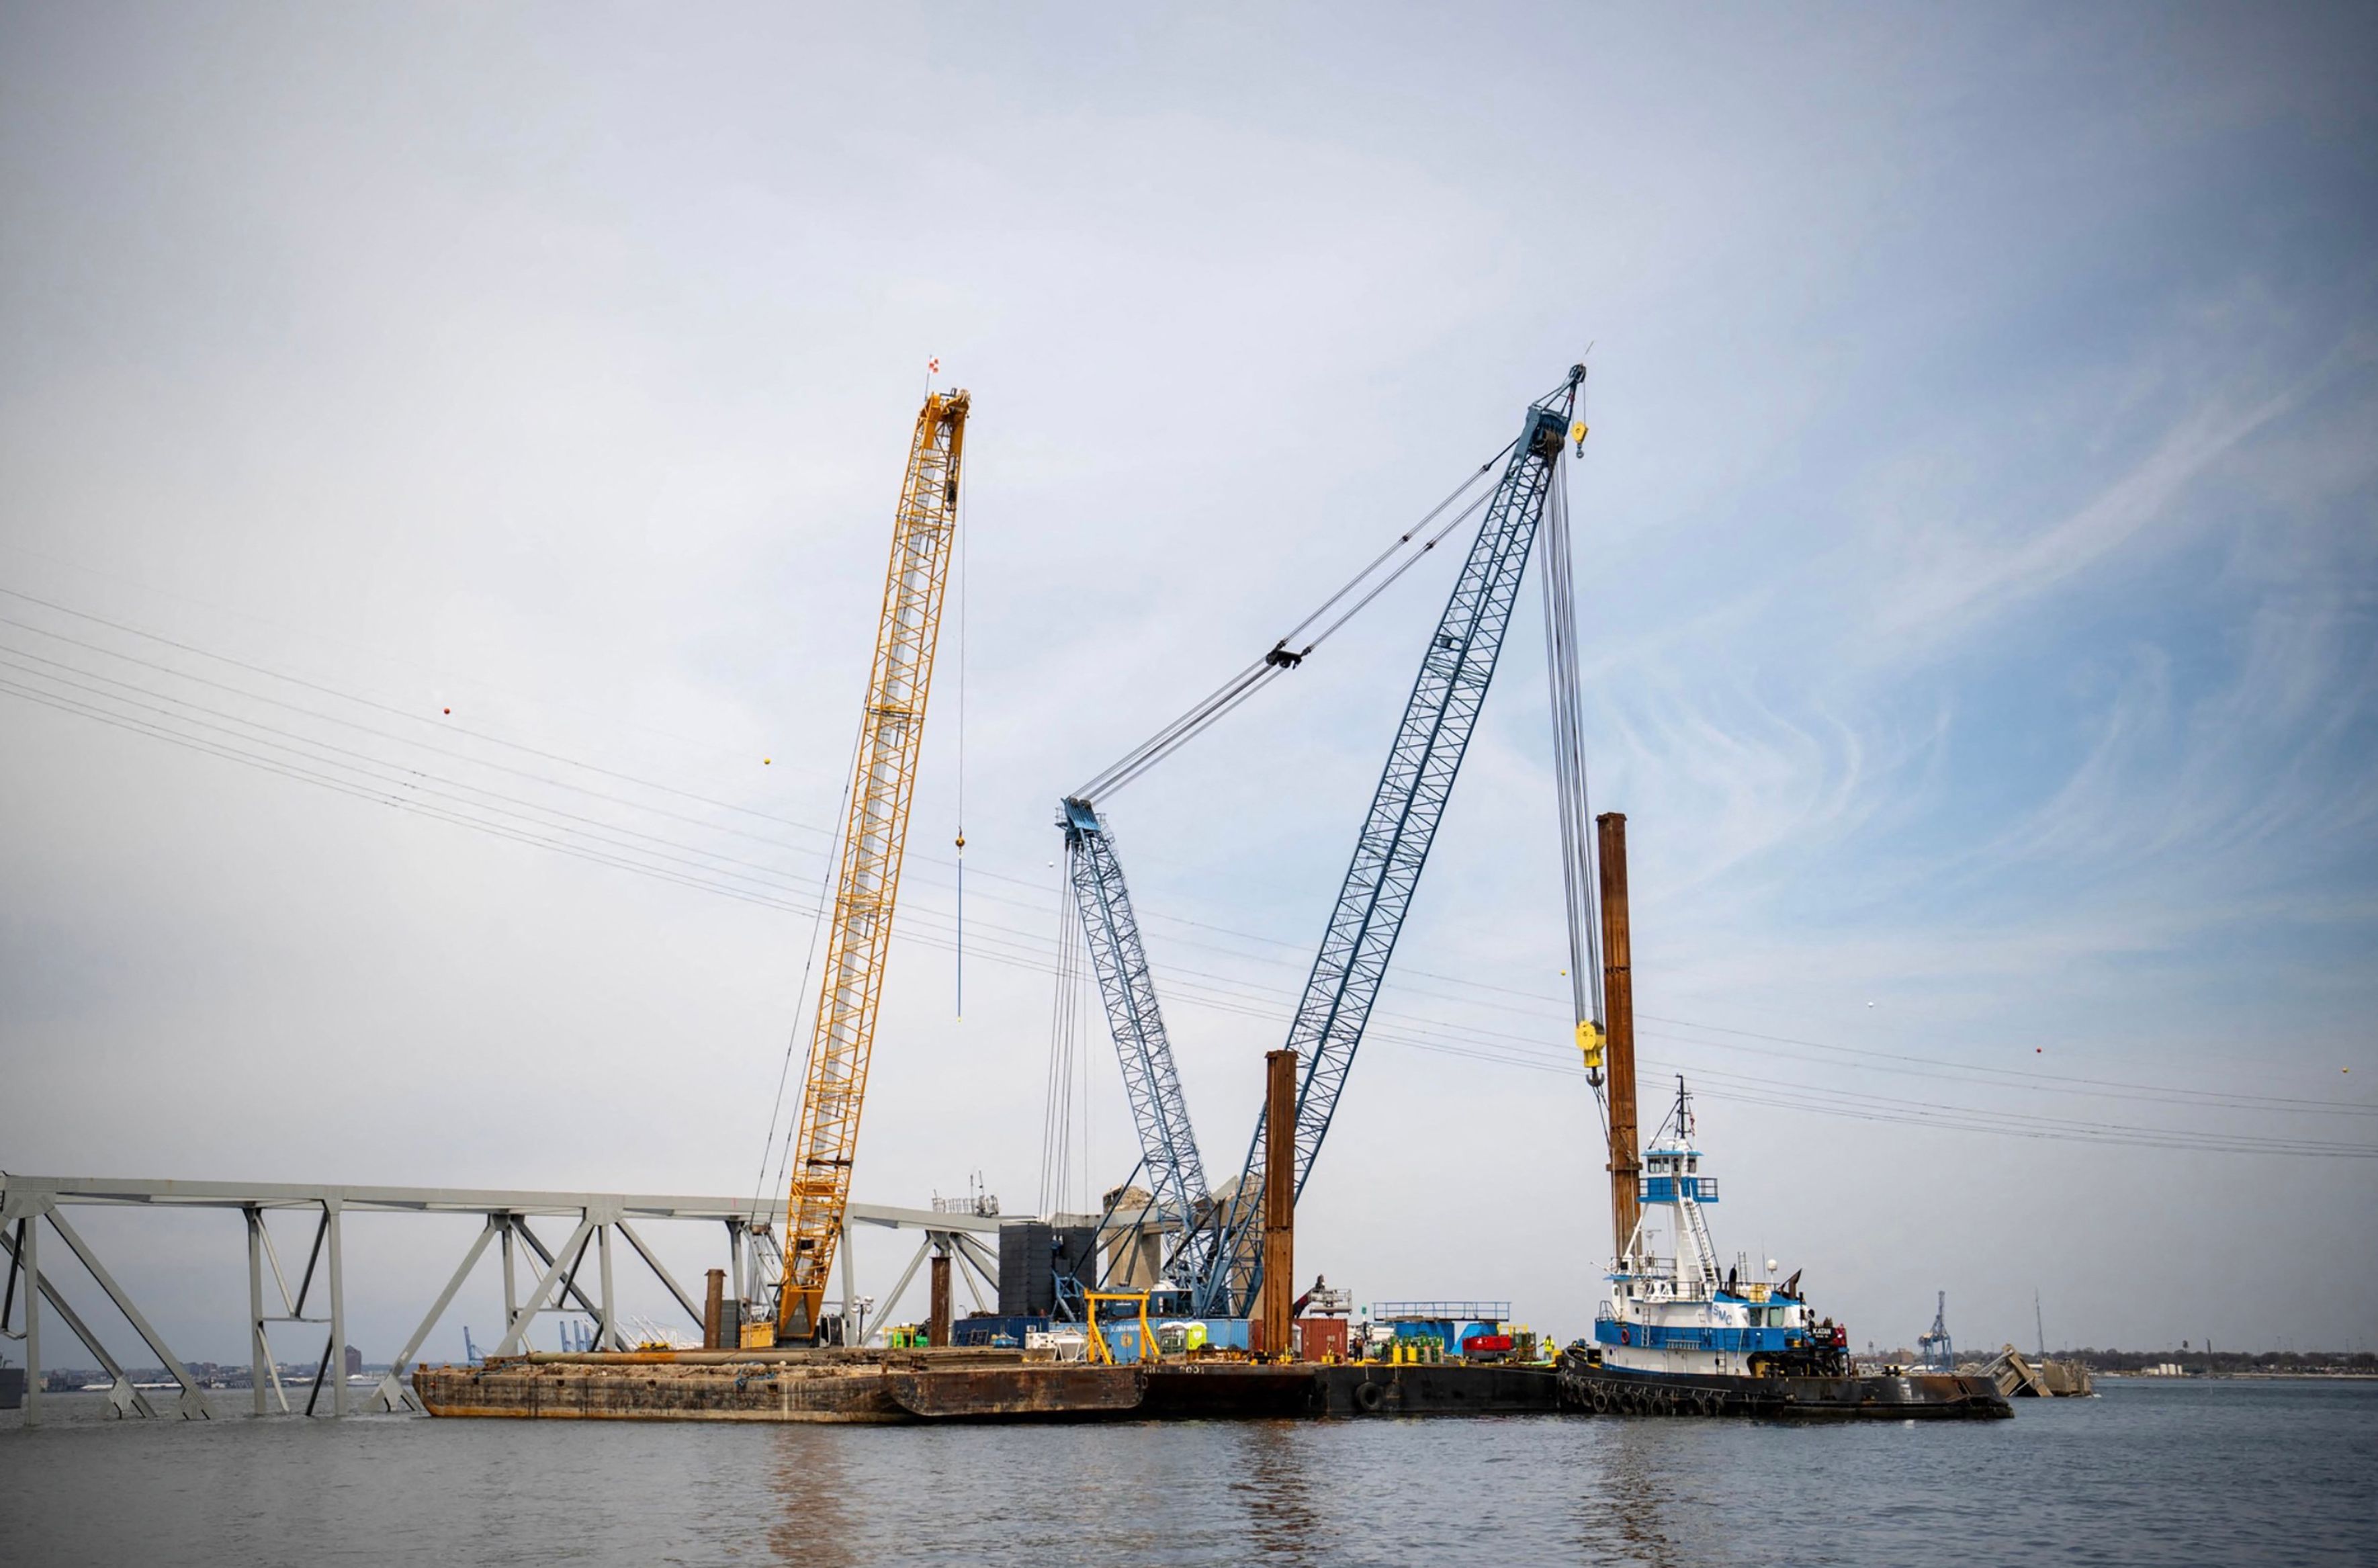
[3,1378,2372,1565]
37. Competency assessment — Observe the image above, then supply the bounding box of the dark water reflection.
[4,1379,2373,1565]
[1231,1420,1323,1558]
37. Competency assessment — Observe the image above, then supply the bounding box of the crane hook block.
[1577,1018,1605,1070]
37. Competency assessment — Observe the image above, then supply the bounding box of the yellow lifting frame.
[775,388,971,1340]
[1084,1291,1159,1366]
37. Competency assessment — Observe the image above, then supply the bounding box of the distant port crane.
[1060,367,1591,1317]
[1919,1292,1955,1372]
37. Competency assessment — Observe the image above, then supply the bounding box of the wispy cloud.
[1873,376,2314,650]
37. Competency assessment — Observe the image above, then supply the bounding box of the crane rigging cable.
[1069,435,1520,803]
[1538,455,1610,1091]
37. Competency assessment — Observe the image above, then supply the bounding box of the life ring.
[1617,1326,1631,1346]
[1354,1379,1387,1413]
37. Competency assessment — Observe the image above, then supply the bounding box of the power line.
[6,588,2369,1155]
[0,584,840,840]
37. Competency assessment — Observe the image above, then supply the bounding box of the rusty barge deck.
[410,1348,1564,1424]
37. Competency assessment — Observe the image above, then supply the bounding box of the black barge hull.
[1561,1361,2011,1419]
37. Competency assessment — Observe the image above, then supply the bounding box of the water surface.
[4,1377,2371,1565]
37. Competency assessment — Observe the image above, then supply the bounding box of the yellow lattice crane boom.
[775,386,969,1340]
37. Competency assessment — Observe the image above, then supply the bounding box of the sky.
[1,3,2374,1370]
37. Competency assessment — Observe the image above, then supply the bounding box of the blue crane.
[1059,797,1210,1264]
[1061,366,1587,1318]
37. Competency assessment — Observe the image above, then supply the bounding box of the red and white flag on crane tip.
[928,356,940,376]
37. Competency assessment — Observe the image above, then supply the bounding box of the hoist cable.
[1069,438,1520,803]
[1540,456,1605,1078]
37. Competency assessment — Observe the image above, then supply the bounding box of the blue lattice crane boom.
[1052,367,1587,1317]
[1059,798,1210,1245]
[1184,368,1585,1314]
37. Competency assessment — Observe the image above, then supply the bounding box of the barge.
[410,1348,1561,1423]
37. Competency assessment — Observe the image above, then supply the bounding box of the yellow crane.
[773,386,969,1341]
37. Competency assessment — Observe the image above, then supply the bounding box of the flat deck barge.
[410,1348,1563,1423]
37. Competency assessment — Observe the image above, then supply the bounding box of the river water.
[3,1377,2371,1565]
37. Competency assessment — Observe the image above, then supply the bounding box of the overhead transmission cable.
[0,584,840,842]
[746,706,869,1244]
[11,662,2369,1159]
[10,613,2370,1133]
[12,580,2369,1154]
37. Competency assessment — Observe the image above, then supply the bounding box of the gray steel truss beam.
[364,1219,500,1413]
[614,1221,703,1330]
[0,1176,998,1231]
[41,1205,212,1419]
[491,1213,599,1358]
[871,1233,937,1336]
[1,1212,158,1422]
[0,1174,992,1417]
[508,1216,611,1328]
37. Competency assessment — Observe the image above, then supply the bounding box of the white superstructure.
[1592,1080,1836,1377]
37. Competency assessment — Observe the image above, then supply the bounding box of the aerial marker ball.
[442,707,451,715]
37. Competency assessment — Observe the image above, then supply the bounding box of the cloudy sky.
[3,3,2373,1366]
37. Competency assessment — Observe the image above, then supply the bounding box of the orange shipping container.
[1252,1316,1351,1360]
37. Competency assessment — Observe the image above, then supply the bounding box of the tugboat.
[1560,1076,2009,1420]
[1552,814,2007,1420]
